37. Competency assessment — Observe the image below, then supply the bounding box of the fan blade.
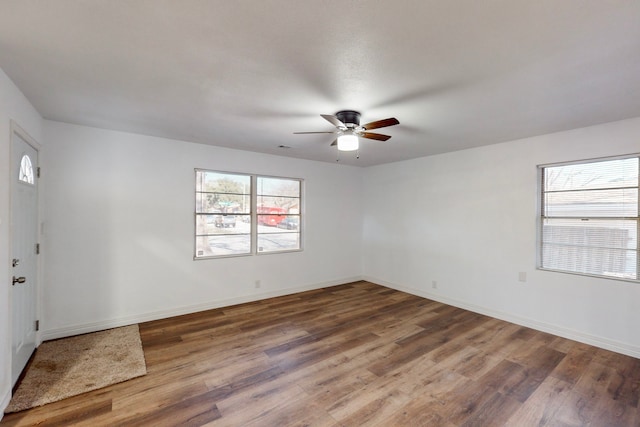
[361,132,392,141]
[361,117,399,130]
[293,131,337,134]
[321,114,347,129]
[330,139,337,146]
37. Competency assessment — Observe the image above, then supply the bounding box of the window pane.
[257,232,301,253]
[544,188,638,217]
[257,213,287,227]
[258,215,299,233]
[256,177,300,197]
[257,195,299,209]
[19,154,34,184]
[195,214,250,235]
[542,244,636,280]
[196,193,251,214]
[196,171,251,192]
[542,218,636,250]
[196,235,251,257]
[195,170,251,214]
[544,157,638,192]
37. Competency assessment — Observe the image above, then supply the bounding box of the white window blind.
[539,156,639,281]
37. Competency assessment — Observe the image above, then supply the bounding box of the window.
[195,171,251,257]
[257,176,301,253]
[195,170,302,259]
[19,154,34,184]
[539,155,639,281]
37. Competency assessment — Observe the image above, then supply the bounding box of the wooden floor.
[2,281,640,426]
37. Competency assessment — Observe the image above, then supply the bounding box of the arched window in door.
[19,154,34,185]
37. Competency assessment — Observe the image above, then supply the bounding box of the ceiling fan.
[294,110,399,152]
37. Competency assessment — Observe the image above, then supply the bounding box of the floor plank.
[2,281,638,426]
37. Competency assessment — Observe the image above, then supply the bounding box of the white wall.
[363,116,640,358]
[0,68,43,414]
[42,121,363,338]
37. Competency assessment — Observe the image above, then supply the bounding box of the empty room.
[1,1,639,425]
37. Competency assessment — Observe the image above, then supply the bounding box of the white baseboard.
[1,386,10,421]
[42,275,638,359]
[363,276,640,359]
[41,277,362,341]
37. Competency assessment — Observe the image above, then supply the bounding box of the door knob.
[12,276,26,286]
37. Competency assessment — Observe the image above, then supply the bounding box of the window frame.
[537,153,640,283]
[194,169,303,260]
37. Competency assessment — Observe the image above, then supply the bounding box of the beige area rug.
[5,324,147,413]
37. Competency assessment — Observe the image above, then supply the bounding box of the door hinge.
[37,167,41,178]
[35,320,40,332]
[35,243,40,254]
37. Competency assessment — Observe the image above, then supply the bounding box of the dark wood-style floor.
[2,281,639,426]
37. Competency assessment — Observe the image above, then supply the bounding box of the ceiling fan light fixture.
[294,110,399,156]
[337,134,359,151]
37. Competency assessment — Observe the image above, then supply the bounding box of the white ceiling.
[1,1,639,166]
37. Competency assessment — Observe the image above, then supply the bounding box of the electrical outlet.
[255,280,261,288]
[432,280,438,289]
[518,272,526,282]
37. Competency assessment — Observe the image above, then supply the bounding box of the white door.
[10,128,39,386]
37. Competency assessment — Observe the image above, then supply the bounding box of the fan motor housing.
[335,110,361,127]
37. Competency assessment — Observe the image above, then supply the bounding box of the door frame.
[9,120,42,385]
